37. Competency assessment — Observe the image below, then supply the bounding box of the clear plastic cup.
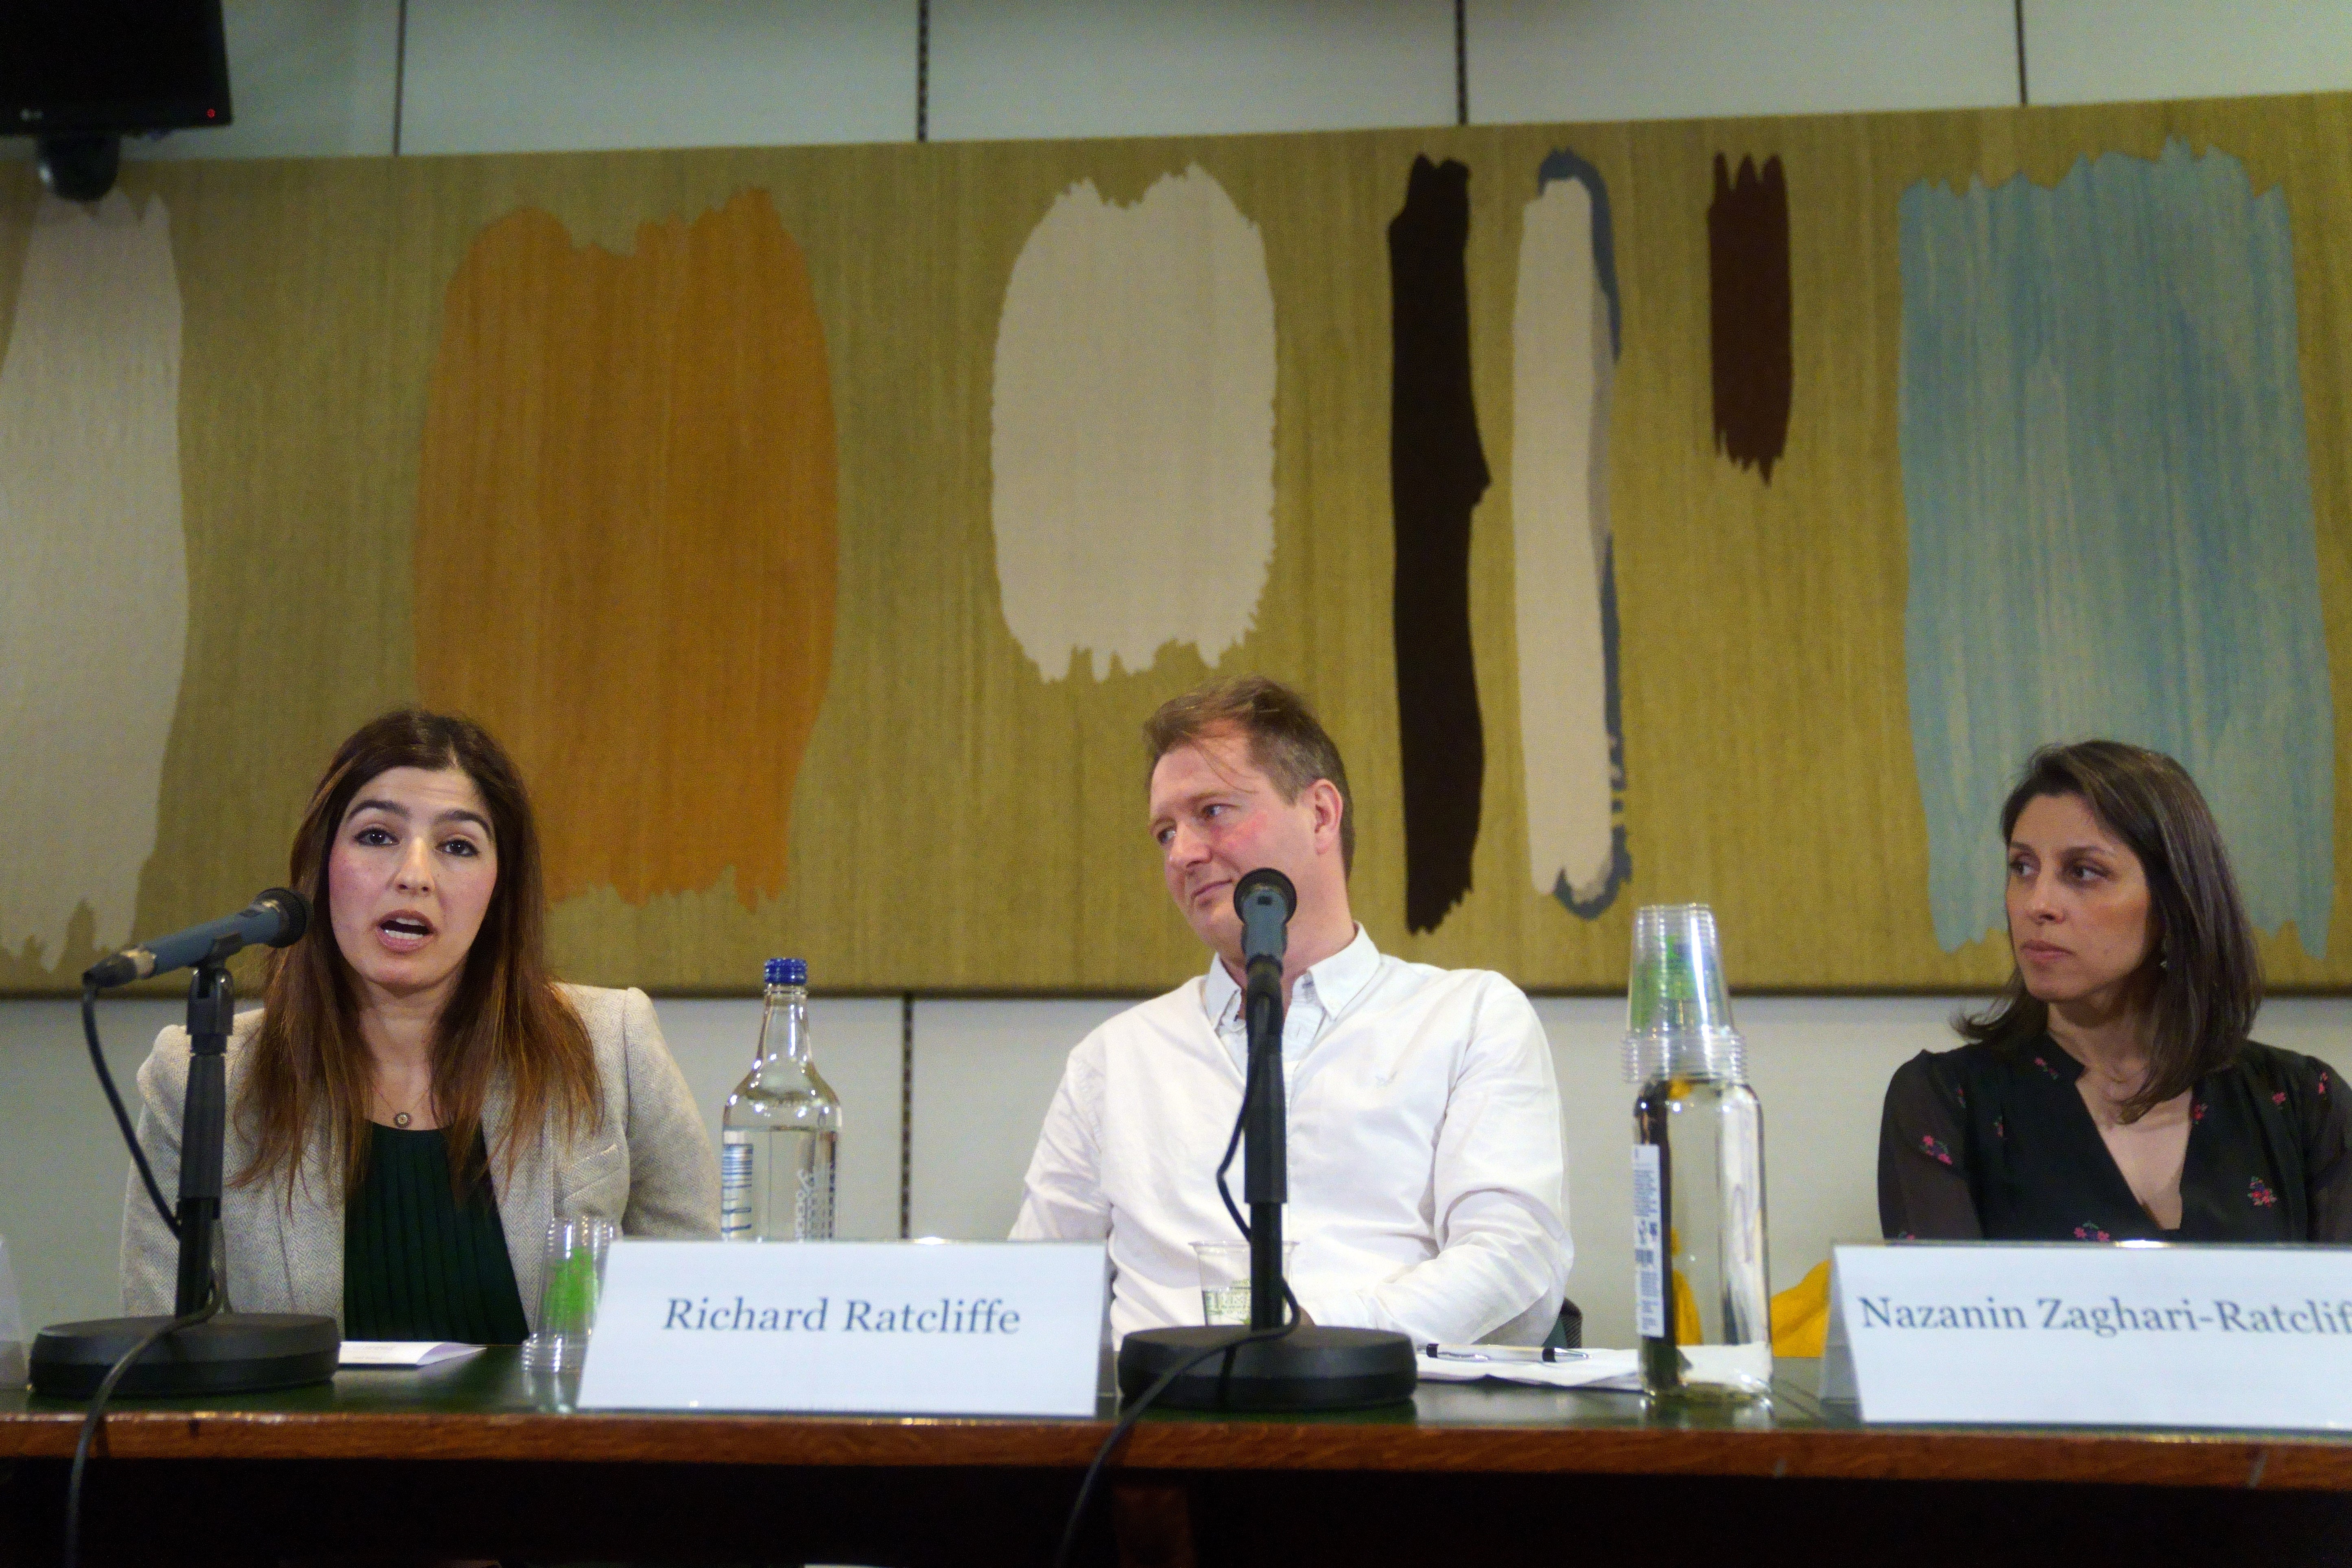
[521,1216,616,1373]
[1192,1241,1297,1326]
[1624,903,1745,1083]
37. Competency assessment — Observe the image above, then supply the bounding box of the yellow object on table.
[1770,1260,1832,1357]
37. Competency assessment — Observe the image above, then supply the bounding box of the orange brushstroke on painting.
[415,190,837,908]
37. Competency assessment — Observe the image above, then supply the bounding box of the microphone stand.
[30,959,341,1397]
[1242,950,1286,1332]
[174,959,235,1317]
[1117,880,1417,1412]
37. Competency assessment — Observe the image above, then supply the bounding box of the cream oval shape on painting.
[0,194,188,968]
[991,165,1276,681]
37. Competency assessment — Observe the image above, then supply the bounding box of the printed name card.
[1826,1242,2352,1429]
[576,1239,1107,1417]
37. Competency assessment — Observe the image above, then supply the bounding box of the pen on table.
[1420,1344,1586,1363]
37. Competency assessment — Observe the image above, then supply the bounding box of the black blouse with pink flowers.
[1878,1037,2352,1243]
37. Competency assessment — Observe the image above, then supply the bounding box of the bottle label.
[720,1135,753,1238]
[795,1165,834,1241]
[1633,1142,1666,1340]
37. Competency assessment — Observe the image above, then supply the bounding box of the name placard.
[576,1240,1107,1416]
[1827,1242,2352,1429]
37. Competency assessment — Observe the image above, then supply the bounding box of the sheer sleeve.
[1878,1052,1982,1240]
[2294,1054,2352,1244]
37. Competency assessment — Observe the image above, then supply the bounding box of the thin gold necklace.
[374,1081,430,1129]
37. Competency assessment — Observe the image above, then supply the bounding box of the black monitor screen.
[0,0,231,133]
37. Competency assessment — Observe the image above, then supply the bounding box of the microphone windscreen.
[256,887,311,946]
[1233,867,1297,920]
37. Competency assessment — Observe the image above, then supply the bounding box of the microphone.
[1233,867,1296,1005]
[83,889,311,989]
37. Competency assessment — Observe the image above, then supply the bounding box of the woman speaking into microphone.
[121,710,716,1342]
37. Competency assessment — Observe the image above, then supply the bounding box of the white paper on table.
[339,1341,485,1368]
[1414,1347,1642,1389]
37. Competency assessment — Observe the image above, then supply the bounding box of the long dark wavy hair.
[1957,740,2261,1121]
[234,709,600,1200]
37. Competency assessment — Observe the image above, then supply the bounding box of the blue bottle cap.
[765,957,807,987]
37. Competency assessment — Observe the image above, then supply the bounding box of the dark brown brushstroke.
[1389,155,1489,935]
[1708,153,1793,482]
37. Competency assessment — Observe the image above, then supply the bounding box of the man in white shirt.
[1012,676,1570,1345]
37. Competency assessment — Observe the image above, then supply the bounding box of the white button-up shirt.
[1011,927,1571,1345]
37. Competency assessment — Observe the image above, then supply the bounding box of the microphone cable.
[1052,1044,1303,1568]
[62,1271,222,1568]
[82,983,179,1238]
[64,981,218,1567]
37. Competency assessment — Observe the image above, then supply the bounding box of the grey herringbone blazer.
[120,985,719,1329]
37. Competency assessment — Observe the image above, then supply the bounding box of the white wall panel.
[927,0,1454,142]
[4,0,401,170]
[140,0,402,159]
[906,998,1127,1238]
[400,0,917,155]
[0,999,184,1334]
[2024,0,2352,105]
[1469,0,2019,125]
[9,992,2350,1347]
[2239,996,2352,1071]
[653,996,905,1241]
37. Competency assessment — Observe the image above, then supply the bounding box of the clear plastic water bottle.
[720,958,840,1241]
[1625,905,1770,1401]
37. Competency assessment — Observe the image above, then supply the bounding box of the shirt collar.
[1202,924,1381,1029]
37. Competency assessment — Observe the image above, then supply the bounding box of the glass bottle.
[1625,904,1771,1401]
[720,957,840,1241]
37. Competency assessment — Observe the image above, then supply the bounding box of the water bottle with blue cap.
[720,957,840,1240]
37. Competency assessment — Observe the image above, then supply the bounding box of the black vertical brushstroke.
[391,0,408,155]
[1389,155,1489,936]
[1708,153,1792,482]
[2014,0,2030,105]
[1454,0,1469,126]
[917,0,931,142]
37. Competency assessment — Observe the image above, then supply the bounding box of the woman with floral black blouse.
[1879,741,2350,1243]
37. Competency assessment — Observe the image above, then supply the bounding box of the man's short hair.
[1144,675,1354,875]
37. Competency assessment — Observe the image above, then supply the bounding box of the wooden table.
[4,1353,2349,1565]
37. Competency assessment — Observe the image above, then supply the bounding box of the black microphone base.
[30,1313,340,1399]
[1118,1325,1417,1412]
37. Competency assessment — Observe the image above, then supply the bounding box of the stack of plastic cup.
[1622,903,1747,1085]
[521,1215,616,1374]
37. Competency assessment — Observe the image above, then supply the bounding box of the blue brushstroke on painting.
[1901,138,2333,957]
[1537,149,1620,356]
